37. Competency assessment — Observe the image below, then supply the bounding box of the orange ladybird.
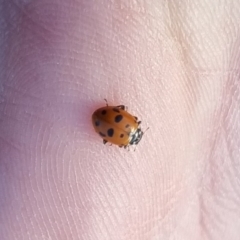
[92,100,145,148]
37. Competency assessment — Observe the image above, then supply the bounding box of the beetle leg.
[124,145,130,151]
[117,105,125,110]
[103,139,108,145]
[104,99,108,106]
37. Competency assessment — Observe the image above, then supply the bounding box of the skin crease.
[0,0,240,239]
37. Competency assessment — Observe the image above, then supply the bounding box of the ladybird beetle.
[92,99,146,148]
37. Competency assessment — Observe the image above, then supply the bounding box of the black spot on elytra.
[99,132,106,137]
[107,128,114,137]
[125,124,130,128]
[95,120,100,126]
[113,107,120,113]
[115,115,123,123]
[101,110,107,115]
[120,134,124,138]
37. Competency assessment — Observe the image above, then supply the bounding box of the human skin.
[0,0,240,239]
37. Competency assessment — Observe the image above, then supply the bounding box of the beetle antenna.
[143,127,149,134]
